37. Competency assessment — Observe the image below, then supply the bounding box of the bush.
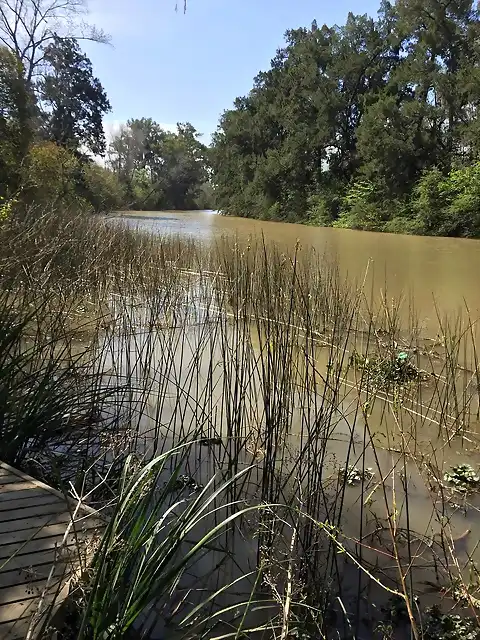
[82,162,125,213]
[334,180,386,231]
[194,181,215,210]
[414,163,480,238]
[21,141,86,209]
[306,191,341,226]
[443,163,480,237]
[384,216,419,234]
[412,167,447,235]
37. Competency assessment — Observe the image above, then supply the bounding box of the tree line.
[0,0,213,214]
[212,0,480,237]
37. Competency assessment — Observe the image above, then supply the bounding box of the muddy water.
[119,210,480,335]
[110,213,480,631]
[101,300,480,628]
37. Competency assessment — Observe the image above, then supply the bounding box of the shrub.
[306,191,341,226]
[443,163,480,237]
[413,167,448,235]
[334,180,385,231]
[82,162,126,213]
[21,141,86,209]
[413,163,480,237]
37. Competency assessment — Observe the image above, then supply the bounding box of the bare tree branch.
[0,0,110,81]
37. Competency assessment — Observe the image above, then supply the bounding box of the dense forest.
[0,0,212,213]
[212,0,480,237]
[3,0,480,236]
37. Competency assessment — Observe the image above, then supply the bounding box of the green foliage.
[77,449,264,639]
[0,47,34,195]
[38,36,111,156]
[212,1,480,236]
[0,196,14,223]
[21,141,87,209]
[414,163,480,237]
[0,39,119,213]
[424,606,480,640]
[444,464,480,492]
[194,180,215,210]
[107,119,210,211]
[349,350,422,389]
[306,190,341,226]
[82,163,125,213]
[340,465,375,486]
[334,180,386,231]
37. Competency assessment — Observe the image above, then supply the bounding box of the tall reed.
[1,208,479,639]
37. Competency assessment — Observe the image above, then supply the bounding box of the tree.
[38,36,111,156]
[0,46,34,193]
[107,120,210,210]
[159,123,209,209]
[82,162,125,213]
[0,0,109,83]
[211,0,480,237]
[21,140,81,206]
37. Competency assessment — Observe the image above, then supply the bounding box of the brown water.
[113,211,480,631]
[119,210,480,335]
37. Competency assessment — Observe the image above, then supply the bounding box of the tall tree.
[0,0,109,83]
[212,0,480,235]
[38,36,111,156]
[0,46,34,193]
[108,120,210,210]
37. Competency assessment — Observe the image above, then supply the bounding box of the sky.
[84,0,380,143]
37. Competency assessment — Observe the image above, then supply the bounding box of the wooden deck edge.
[0,462,102,520]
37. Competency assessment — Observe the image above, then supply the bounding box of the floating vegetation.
[340,464,375,486]
[423,606,480,640]
[444,464,480,492]
[173,474,204,493]
[349,349,424,389]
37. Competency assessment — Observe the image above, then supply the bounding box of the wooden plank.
[0,616,30,639]
[0,582,69,623]
[0,550,71,574]
[0,512,74,536]
[0,597,44,624]
[0,533,84,561]
[0,494,61,513]
[0,462,103,638]
[0,477,28,486]
[0,502,66,524]
[0,561,68,591]
[0,519,100,548]
[0,483,37,495]
[0,488,48,502]
[0,578,63,606]
[0,462,98,517]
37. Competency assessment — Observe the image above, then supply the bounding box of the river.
[118,210,480,336]
[112,210,480,635]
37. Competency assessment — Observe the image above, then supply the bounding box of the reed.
[1,207,479,639]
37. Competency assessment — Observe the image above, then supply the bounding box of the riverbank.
[2,207,480,639]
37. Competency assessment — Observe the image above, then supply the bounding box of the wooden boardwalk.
[0,462,101,639]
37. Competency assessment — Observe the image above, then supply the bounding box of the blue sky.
[85,0,379,143]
